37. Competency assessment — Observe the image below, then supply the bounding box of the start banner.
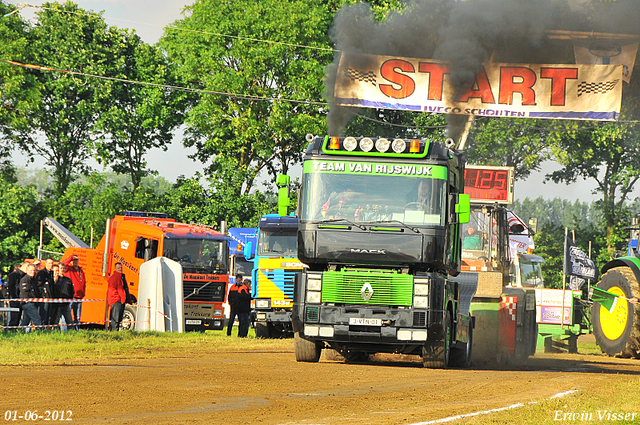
[334,52,623,121]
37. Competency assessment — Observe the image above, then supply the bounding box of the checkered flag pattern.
[577,79,619,97]
[502,296,517,322]
[345,67,377,86]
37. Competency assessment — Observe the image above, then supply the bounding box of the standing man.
[37,258,55,325]
[54,263,74,332]
[6,263,26,328]
[63,255,86,330]
[107,262,130,331]
[226,274,243,336]
[236,279,252,338]
[19,263,42,330]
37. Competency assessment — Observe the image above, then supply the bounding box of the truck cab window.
[135,238,159,261]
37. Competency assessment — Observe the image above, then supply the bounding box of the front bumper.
[255,309,292,323]
[294,304,443,346]
[185,317,225,331]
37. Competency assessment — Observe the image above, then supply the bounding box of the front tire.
[255,322,269,338]
[294,332,321,362]
[593,267,640,358]
[423,310,451,368]
[120,306,136,330]
[450,323,472,368]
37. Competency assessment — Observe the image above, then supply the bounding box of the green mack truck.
[291,135,475,368]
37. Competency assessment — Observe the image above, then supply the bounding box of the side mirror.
[455,194,471,224]
[277,174,291,217]
[243,241,254,260]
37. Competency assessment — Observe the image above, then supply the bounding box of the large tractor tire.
[593,267,640,358]
[422,310,451,368]
[294,332,322,362]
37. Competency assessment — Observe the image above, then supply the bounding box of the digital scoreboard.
[464,165,514,204]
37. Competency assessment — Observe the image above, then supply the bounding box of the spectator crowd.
[0,255,85,332]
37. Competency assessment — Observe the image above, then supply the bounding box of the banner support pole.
[562,227,568,330]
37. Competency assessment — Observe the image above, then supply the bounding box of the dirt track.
[2,341,640,425]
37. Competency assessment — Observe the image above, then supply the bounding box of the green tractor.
[593,221,640,357]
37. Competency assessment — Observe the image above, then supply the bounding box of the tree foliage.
[159,0,333,195]
[12,2,120,196]
[0,1,39,159]
[95,30,183,190]
[0,176,42,272]
[547,122,640,250]
[466,119,551,180]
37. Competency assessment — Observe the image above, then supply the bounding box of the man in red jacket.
[63,254,86,330]
[107,262,129,331]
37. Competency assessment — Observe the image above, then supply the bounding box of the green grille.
[321,269,413,306]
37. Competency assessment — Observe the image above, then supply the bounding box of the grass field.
[458,377,640,425]
[0,328,293,365]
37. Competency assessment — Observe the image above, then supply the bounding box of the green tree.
[466,118,551,180]
[162,174,271,229]
[95,30,183,190]
[13,1,120,196]
[160,0,332,195]
[0,1,39,160]
[0,177,43,272]
[547,122,640,254]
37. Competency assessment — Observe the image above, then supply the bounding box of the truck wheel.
[294,332,321,362]
[422,310,451,368]
[255,322,269,338]
[449,322,472,368]
[593,267,640,358]
[120,306,136,330]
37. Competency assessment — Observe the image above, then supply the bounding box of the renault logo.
[361,282,374,301]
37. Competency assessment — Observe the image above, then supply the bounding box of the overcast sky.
[10,0,627,203]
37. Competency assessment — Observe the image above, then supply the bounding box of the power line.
[5,58,639,132]
[0,59,329,106]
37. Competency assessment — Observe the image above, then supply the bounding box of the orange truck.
[44,212,228,331]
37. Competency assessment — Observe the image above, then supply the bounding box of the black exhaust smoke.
[324,0,640,138]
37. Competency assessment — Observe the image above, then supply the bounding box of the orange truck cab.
[60,212,228,331]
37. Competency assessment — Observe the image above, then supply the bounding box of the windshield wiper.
[373,220,421,233]
[309,218,367,231]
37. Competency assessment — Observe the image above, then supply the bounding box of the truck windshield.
[518,259,544,287]
[257,228,297,256]
[461,209,497,260]
[299,170,446,226]
[163,238,226,272]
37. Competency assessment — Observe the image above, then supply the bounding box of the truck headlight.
[307,278,322,291]
[213,309,223,317]
[414,284,429,296]
[255,299,270,309]
[413,296,428,308]
[306,291,321,304]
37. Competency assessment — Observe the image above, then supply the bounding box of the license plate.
[186,319,202,325]
[349,318,382,326]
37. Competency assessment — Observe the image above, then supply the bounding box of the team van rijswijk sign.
[334,53,623,121]
[304,160,447,178]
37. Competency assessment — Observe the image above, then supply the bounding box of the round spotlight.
[360,137,374,152]
[392,139,407,153]
[375,138,390,152]
[343,137,357,151]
